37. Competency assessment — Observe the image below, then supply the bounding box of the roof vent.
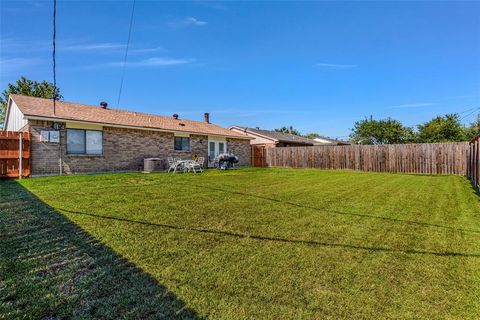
[179,123,185,126]
[100,101,108,109]
[173,114,179,120]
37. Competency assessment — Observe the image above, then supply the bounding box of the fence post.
[18,132,23,179]
[261,143,471,175]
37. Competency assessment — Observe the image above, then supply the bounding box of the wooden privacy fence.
[251,146,266,167]
[0,131,30,178]
[264,142,470,175]
[468,135,480,190]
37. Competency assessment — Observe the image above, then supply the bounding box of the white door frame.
[208,139,227,162]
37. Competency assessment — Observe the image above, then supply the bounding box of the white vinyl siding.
[4,100,27,131]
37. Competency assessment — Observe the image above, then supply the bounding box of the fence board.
[468,135,480,191]
[0,131,30,178]
[264,142,470,175]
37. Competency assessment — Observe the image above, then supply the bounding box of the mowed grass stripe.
[33,173,480,233]
[5,168,480,319]
[31,172,480,255]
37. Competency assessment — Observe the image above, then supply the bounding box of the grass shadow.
[471,183,480,198]
[0,180,199,319]
[56,178,480,235]
[134,180,480,236]
[59,181,480,234]
[58,209,480,259]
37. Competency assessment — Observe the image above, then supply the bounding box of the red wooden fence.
[468,135,480,191]
[0,131,30,178]
[251,146,266,167]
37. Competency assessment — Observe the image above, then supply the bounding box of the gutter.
[24,115,252,140]
[229,126,277,143]
[2,98,12,130]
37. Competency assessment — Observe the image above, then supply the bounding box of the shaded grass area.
[3,168,480,318]
[0,181,197,319]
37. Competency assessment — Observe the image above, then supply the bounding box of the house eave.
[230,126,316,145]
[24,115,251,140]
[229,125,279,143]
[2,97,12,130]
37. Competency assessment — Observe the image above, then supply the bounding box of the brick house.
[230,126,350,147]
[229,126,317,147]
[3,95,251,176]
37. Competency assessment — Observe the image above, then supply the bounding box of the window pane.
[174,137,190,151]
[86,131,103,154]
[174,137,183,150]
[182,138,190,151]
[67,129,85,154]
[219,142,225,154]
[209,142,216,159]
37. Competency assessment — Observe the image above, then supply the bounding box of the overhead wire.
[116,0,136,108]
[460,107,480,122]
[52,0,56,115]
[458,106,479,115]
[52,0,62,175]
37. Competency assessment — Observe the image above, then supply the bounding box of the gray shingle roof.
[235,127,317,145]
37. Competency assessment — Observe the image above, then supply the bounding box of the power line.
[52,0,62,175]
[52,0,56,115]
[460,107,480,121]
[116,0,136,108]
[458,106,479,115]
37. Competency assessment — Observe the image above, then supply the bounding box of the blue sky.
[1,1,479,138]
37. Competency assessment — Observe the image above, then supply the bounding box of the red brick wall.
[227,138,251,166]
[28,120,211,176]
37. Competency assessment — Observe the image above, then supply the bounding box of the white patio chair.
[185,160,203,173]
[197,157,205,170]
[167,157,177,173]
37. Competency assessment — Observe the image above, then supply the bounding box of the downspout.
[19,132,23,179]
[59,131,62,176]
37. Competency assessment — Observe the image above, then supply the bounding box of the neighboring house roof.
[8,94,250,139]
[230,126,317,145]
[313,137,350,145]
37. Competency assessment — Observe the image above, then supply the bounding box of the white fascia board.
[230,126,278,143]
[24,115,249,140]
[2,97,12,130]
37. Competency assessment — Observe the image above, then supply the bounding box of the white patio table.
[171,160,188,173]
[172,160,202,173]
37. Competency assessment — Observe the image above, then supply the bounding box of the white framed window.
[86,131,103,154]
[174,136,190,151]
[40,130,60,143]
[208,139,226,160]
[67,129,103,155]
[209,141,216,159]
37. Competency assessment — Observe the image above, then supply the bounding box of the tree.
[0,76,62,124]
[349,116,415,145]
[305,133,322,139]
[416,113,467,143]
[274,126,301,136]
[465,113,480,140]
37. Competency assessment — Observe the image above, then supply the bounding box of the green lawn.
[1,168,480,319]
